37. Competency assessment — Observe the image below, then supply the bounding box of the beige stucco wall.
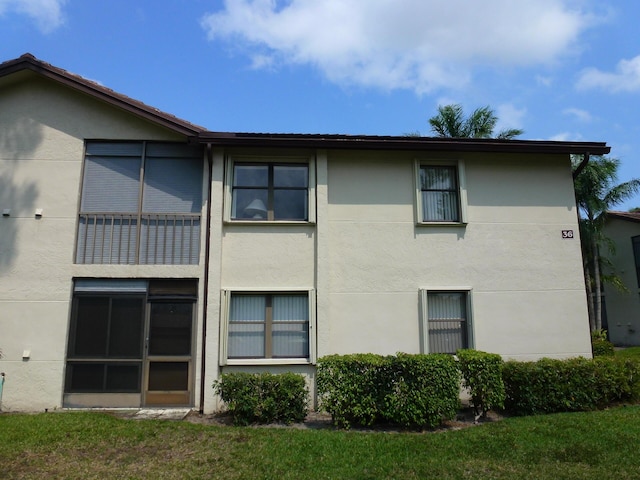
[322,151,591,360]
[0,74,207,411]
[209,148,592,412]
[1,73,593,413]
[603,218,640,345]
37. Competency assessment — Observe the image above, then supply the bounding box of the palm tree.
[573,155,640,331]
[428,104,523,139]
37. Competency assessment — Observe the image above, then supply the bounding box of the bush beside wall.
[502,356,640,416]
[317,353,460,429]
[456,349,505,418]
[213,372,308,426]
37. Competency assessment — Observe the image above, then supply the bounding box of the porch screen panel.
[76,143,141,264]
[427,292,467,354]
[228,295,266,358]
[272,295,309,358]
[140,144,203,264]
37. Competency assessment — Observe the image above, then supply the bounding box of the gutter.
[199,144,213,414]
[572,152,590,180]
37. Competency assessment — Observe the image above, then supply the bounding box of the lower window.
[420,290,472,354]
[223,291,312,361]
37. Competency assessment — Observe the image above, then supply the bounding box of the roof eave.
[197,132,611,155]
[0,54,205,137]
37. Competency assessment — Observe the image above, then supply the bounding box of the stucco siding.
[0,75,197,411]
[323,151,590,359]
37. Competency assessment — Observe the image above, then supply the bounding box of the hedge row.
[316,353,462,428]
[502,356,640,415]
[213,372,308,426]
[213,351,640,427]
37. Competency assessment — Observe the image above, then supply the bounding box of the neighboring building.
[602,211,640,346]
[0,54,610,412]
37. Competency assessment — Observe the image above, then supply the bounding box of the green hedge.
[317,353,460,429]
[213,372,309,425]
[502,356,640,416]
[456,349,505,418]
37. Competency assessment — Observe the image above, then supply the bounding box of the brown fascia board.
[606,211,640,224]
[0,53,205,137]
[197,131,611,156]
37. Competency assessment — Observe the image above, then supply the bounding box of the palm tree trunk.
[592,234,602,331]
[584,258,595,331]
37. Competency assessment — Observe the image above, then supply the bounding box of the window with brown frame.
[227,293,309,359]
[231,163,309,221]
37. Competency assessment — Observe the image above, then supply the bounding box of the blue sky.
[2,0,640,209]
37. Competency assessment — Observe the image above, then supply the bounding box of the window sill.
[416,221,467,227]
[223,358,313,366]
[223,220,316,226]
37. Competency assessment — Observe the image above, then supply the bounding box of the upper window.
[419,289,473,354]
[225,157,315,223]
[416,161,467,224]
[220,290,315,364]
[76,142,203,264]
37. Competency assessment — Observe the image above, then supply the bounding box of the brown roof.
[0,53,206,136]
[606,211,640,223]
[197,131,610,155]
[0,53,612,156]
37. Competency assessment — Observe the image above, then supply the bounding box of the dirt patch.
[183,407,507,432]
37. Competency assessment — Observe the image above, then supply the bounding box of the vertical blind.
[427,292,467,354]
[420,166,460,222]
[228,294,309,358]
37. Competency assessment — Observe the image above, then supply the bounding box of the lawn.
[615,346,640,359]
[2,406,640,479]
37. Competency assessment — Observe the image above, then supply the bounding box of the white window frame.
[419,288,474,354]
[223,155,316,224]
[219,288,316,366]
[414,159,468,225]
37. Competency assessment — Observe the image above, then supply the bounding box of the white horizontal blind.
[76,142,203,265]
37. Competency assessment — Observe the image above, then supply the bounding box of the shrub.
[591,329,614,357]
[213,372,308,426]
[456,349,505,419]
[317,353,460,429]
[592,339,615,357]
[382,353,460,428]
[502,356,640,416]
[316,354,389,428]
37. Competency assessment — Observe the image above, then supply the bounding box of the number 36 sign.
[562,230,574,239]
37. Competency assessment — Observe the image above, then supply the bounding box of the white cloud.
[496,103,526,130]
[0,0,66,33]
[577,55,640,92]
[550,132,584,141]
[202,0,597,93]
[536,75,553,87]
[563,107,593,122]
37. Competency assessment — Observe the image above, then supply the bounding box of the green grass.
[3,407,640,479]
[615,346,640,359]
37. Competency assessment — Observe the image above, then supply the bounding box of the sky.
[2,0,640,209]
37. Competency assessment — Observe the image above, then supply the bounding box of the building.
[0,54,610,412]
[602,211,640,346]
